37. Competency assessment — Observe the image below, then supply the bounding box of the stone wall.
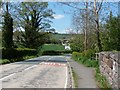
[99,52,120,89]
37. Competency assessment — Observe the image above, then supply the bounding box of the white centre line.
[0,65,38,81]
[24,65,37,71]
[0,73,16,81]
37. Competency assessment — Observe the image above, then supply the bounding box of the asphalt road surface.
[0,56,72,89]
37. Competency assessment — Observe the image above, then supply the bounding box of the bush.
[72,52,82,60]
[72,49,96,60]
[0,59,10,64]
[2,48,37,59]
[82,49,95,59]
[70,35,84,52]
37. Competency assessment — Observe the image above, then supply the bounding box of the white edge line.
[64,57,68,89]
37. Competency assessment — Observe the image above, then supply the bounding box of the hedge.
[2,48,37,59]
[41,50,72,55]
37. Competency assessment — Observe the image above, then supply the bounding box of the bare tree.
[61,0,104,51]
[93,0,103,51]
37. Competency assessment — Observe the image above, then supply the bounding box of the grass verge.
[71,67,78,88]
[95,67,112,89]
[72,52,112,89]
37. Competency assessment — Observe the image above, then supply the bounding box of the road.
[0,56,72,89]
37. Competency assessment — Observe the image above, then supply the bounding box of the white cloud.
[53,14,64,19]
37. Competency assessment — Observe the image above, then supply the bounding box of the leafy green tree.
[14,2,54,48]
[70,34,84,52]
[102,12,120,51]
[2,3,14,48]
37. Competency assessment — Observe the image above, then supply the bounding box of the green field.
[39,44,65,51]
[37,44,72,55]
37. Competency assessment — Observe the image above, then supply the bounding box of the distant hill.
[50,33,74,40]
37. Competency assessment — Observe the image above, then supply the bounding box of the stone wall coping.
[99,52,119,62]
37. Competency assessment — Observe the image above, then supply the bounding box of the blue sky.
[48,2,119,34]
[1,1,119,33]
[48,2,73,34]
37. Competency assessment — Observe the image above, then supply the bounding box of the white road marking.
[0,65,38,81]
[24,65,37,71]
[64,66,68,89]
[0,73,15,81]
[64,57,68,89]
[0,56,51,81]
[66,57,74,88]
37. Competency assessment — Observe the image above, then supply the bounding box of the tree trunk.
[96,13,102,51]
[94,0,102,52]
[84,0,88,51]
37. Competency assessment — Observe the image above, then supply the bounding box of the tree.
[61,0,104,52]
[102,12,120,51]
[14,2,54,48]
[2,2,14,48]
[70,34,84,52]
[93,0,103,51]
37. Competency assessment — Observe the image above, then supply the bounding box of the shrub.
[0,59,10,64]
[82,49,95,59]
[72,52,82,60]
[70,35,84,52]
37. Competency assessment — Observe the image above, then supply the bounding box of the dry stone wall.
[99,52,120,89]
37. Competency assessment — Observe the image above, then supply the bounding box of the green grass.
[72,55,98,68]
[38,44,66,55]
[95,67,112,89]
[0,59,10,64]
[71,67,78,88]
[40,44,65,51]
